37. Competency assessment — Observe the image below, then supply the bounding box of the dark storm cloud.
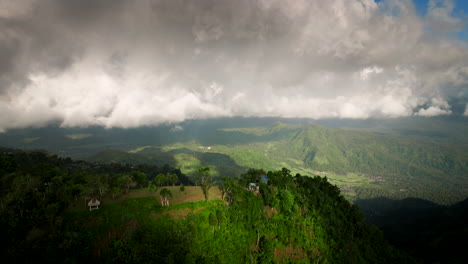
[0,0,467,131]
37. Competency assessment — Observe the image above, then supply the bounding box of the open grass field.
[63,186,224,256]
[69,186,222,211]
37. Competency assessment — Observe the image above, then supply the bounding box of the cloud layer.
[0,0,467,131]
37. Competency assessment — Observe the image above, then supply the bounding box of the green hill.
[281,124,467,203]
[288,123,466,179]
[0,150,414,263]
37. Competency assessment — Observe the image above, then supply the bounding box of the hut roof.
[87,199,101,206]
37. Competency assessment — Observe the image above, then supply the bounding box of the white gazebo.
[87,199,101,211]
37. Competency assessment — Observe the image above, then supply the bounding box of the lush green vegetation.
[1,149,418,263]
[0,148,193,261]
[105,169,410,263]
[85,121,467,205]
[0,117,465,204]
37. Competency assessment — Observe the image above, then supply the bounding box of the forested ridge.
[288,124,466,177]
[0,148,418,263]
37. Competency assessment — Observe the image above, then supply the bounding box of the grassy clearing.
[64,196,161,239]
[155,200,224,220]
[158,186,222,205]
[68,186,222,212]
[63,195,221,257]
[63,186,223,255]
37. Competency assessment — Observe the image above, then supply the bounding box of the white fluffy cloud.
[0,0,467,131]
[416,106,451,116]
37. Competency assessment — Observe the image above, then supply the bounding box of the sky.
[0,0,467,131]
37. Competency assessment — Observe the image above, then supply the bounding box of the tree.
[68,183,84,202]
[148,182,158,194]
[113,174,134,195]
[167,173,179,186]
[219,177,235,204]
[159,188,172,206]
[97,182,109,198]
[198,167,213,202]
[131,171,147,189]
[91,174,109,198]
[111,187,122,199]
[81,185,94,204]
[154,173,167,187]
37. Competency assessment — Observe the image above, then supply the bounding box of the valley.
[1,117,466,205]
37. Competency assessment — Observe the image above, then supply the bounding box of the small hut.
[87,199,101,211]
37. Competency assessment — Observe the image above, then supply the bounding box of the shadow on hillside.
[355,196,468,263]
[90,147,247,178]
[163,148,247,178]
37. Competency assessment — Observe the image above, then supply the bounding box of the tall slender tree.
[198,167,213,202]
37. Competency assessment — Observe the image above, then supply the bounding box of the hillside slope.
[0,150,414,263]
[287,124,466,180]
